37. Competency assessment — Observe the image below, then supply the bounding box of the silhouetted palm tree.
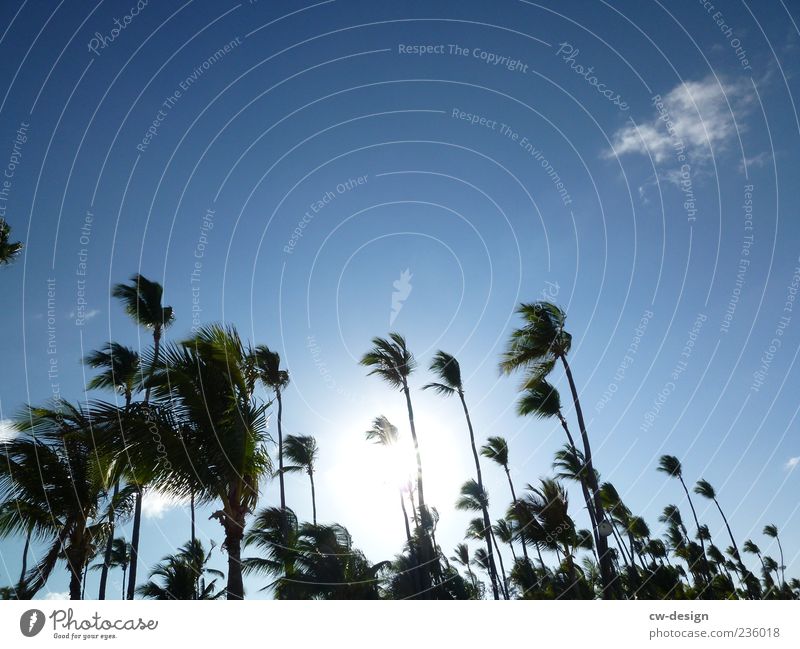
[0,219,22,265]
[90,538,130,599]
[500,302,614,596]
[694,479,746,579]
[137,540,223,600]
[658,455,711,587]
[250,345,289,510]
[424,350,499,599]
[282,434,319,524]
[84,343,140,600]
[112,274,174,599]
[763,524,785,586]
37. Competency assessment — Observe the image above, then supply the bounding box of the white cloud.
[43,591,69,600]
[607,76,755,164]
[0,419,18,443]
[141,490,188,519]
[786,456,800,471]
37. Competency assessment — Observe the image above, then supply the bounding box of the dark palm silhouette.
[90,538,130,599]
[763,524,785,587]
[112,274,174,599]
[282,435,319,525]
[500,302,615,597]
[137,540,223,600]
[424,350,500,600]
[250,345,290,510]
[0,219,22,265]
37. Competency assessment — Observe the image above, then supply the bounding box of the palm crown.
[360,333,416,389]
[422,350,462,396]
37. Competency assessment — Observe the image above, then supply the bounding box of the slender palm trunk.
[560,355,615,598]
[308,468,317,526]
[713,498,746,579]
[99,480,120,600]
[678,476,712,586]
[490,530,510,599]
[400,491,412,543]
[121,566,127,600]
[557,413,600,546]
[81,563,88,599]
[276,388,286,510]
[458,390,499,600]
[190,490,196,545]
[776,535,786,586]
[19,528,31,586]
[502,466,530,562]
[402,381,425,509]
[126,486,143,599]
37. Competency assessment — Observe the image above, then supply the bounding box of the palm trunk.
[69,565,82,600]
[309,469,317,526]
[19,528,31,586]
[678,476,712,586]
[458,390,499,600]
[121,566,127,600]
[81,563,88,599]
[276,388,286,510]
[402,381,425,509]
[560,355,615,598]
[776,535,786,586]
[713,498,746,579]
[143,326,161,404]
[224,509,246,600]
[98,480,121,600]
[191,490,196,545]
[490,530,509,599]
[126,486,143,599]
[400,491,412,544]
[502,466,530,562]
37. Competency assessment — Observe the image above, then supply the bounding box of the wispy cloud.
[786,456,800,471]
[142,490,188,519]
[606,76,755,164]
[43,591,69,600]
[67,309,99,321]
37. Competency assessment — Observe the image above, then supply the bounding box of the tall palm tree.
[0,219,22,265]
[250,345,290,510]
[137,540,223,600]
[763,524,785,586]
[361,334,426,510]
[694,479,745,577]
[148,324,271,599]
[84,343,140,600]
[0,403,133,599]
[500,301,614,596]
[657,455,712,587]
[364,416,413,543]
[90,538,130,599]
[112,274,174,599]
[282,434,319,524]
[424,350,500,599]
[450,543,478,594]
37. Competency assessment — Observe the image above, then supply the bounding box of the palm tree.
[500,301,614,596]
[450,543,478,594]
[0,403,133,599]
[282,435,319,524]
[658,455,712,587]
[361,334,426,510]
[137,540,223,600]
[424,350,500,599]
[0,219,22,265]
[694,479,745,577]
[250,345,290,510]
[90,538,130,599]
[148,324,271,599]
[112,274,174,599]
[763,524,785,586]
[84,343,140,600]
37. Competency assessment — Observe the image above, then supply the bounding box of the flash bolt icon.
[20,609,45,637]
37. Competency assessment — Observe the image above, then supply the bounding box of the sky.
[0,0,799,599]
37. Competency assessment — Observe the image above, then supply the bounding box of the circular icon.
[597,520,614,538]
[20,609,45,637]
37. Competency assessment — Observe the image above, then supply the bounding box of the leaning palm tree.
[84,343,140,600]
[112,274,174,599]
[1,403,133,599]
[148,324,271,599]
[658,455,712,587]
[694,479,745,576]
[282,434,319,525]
[423,350,500,599]
[500,301,614,596]
[0,218,22,265]
[763,524,785,586]
[361,334,426,511]
[249,345,290,510]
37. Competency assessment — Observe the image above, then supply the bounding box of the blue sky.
[1,0,799,599]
